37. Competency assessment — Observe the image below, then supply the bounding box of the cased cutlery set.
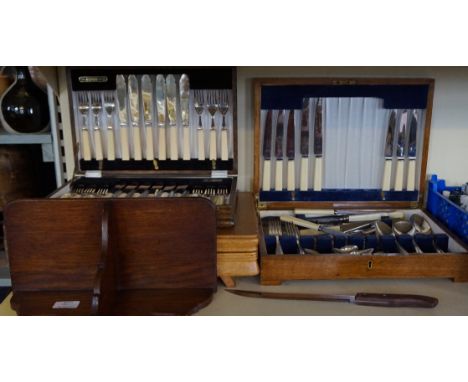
[254,77,468,286]
[56,67,238,227]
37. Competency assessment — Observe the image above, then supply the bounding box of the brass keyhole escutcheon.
[368,261,373,270]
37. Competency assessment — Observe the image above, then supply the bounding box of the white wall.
[236,67,468,191]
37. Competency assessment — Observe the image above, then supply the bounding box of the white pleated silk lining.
[260,97,426,190]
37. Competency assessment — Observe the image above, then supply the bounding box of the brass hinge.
[255,195,267,210]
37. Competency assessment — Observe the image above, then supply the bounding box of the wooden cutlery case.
[253,77,468,285]
[54,67,238,227]
[4,198,218,315]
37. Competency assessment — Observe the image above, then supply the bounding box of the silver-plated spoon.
[410,214,445,253]
[393,220,424,254]
[375,221,409,255]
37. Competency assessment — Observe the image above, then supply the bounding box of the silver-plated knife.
[141,74,154,160]
[116,75,130,161]
[179,74,191,160]
[156,74,166,160]
[299,98,310,191]
[382,109,397,191]
[166,74,178,160]
[394,110,408,191]
[128,75,142,160]
[407,110,418,191]
[275,110,285,191]
[313,98,323,191]
[286,110,295,191]
[262,110,273,191]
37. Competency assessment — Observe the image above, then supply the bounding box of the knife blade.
[141,74,154,160]
[275,110,285,191]
[394,110,408,191]
[382,109,397,191]
[226,289,438,308]
[179,74,191,160]
[116,75,130,161]
[286,109,295,191]
[313,98,323,191]
[407,109,418,191]
[299,98,310,191]
[155,74,166,160]
[262,110,273,191]
[128,75,142,160]
[166,74,178,160]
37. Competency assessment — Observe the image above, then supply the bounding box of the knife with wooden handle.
[262,110,273,191]
[141,75,154,160]
[226,289,438,308]
[313,98,323,191]
[286,109,296,191]
[166,74,178,160]
[407,109,418,191]
[299,98,310,191]
[275,110,285,191]
[382,110,396,191]
[128,75,142,160]
[394,110,408,191]
[116,75,130,161]
[155,75,167,160]
[180,74,191,160]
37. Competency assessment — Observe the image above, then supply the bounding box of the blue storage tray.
[426,175,468,245]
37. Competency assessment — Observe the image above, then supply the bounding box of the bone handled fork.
[207,91,218,160]
[104,91,116,160]
[78,92,92,160]
[194,90,205,160]
[218,90,229,161]
[91,92,104,160]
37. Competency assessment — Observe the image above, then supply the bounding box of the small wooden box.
[53,67,239,228]
[253,77,468,285]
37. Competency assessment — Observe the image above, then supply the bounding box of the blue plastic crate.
[426,175,468,244]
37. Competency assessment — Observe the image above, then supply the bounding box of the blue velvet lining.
[261,84,430,110]
[264,233,450,255]
[260,189,419,202]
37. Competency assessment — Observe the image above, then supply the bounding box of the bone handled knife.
[286,109,296,191]
[382,109,397,191]
[313,98,323,191]
[179,74,191,160]
[394,110,408,191]
[407,110,418,191]
[116,75,130,161]
[156,74,167,160]
[128,75,142,160]
[262,110,273,191]
[79,92,92,161]
[275,110,285,191]
[299,98,310,191]
[166,74,178,160]
[141,75,154,160]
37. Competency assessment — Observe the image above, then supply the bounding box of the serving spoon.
[410,214,445,253]
[393,220,424,254]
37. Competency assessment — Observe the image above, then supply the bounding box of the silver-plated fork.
[194,90,205,129]
[218,90,229,129]
[285,221,305,255]
[268,218,284,255]
[78,92,90,128]
[206,91,218,130]
[91,92,102,130]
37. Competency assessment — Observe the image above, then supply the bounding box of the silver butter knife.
[128,75,142,160]
[141,74,154,160]
[156,74,167,160]
[179,74,190,160]
[116,75,130,161]
[166,74,178,160]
